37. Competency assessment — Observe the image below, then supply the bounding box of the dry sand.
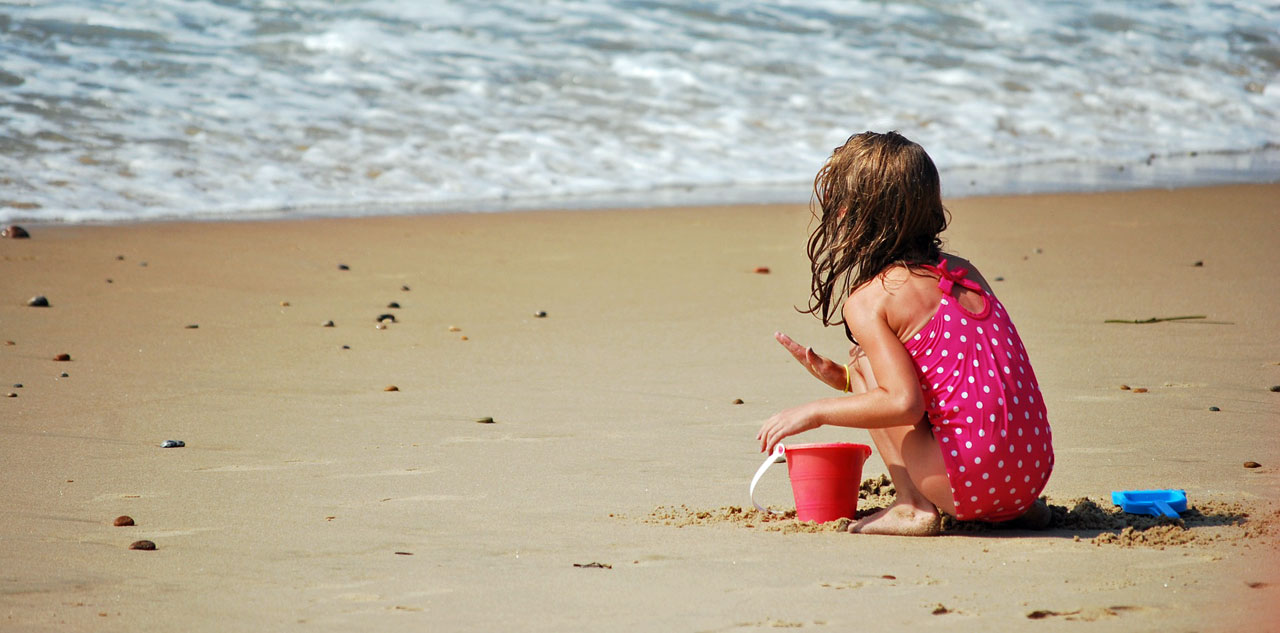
[2,184,1278,631]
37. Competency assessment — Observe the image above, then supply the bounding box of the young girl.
[757,131,1053,536]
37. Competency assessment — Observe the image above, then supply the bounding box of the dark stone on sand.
[128,540,156,551]
[1193,260,1204,267]
[732,398,744,405]
[376,314,396,323]
[475,417,495,424]
[106,279,113,283]
[1270,385,1280,392]
[338,264,350,270]
[384,385,399,392]
[114,516,135,527]
[5,393,15,398]
[534,310,547,318]
[12,384,21,388]
[394,551,414,556]
[53,353,71,361]
[184,324,198,329]
[60,372,69,377]
[341,345,350,350]
[1244,461,1261,468]
[116,255,125,260]
[160,440,185,448]
[2,225,30,238]
[994,276,1004,282]
[753,266,770,274]
[387,302,400,309]
[401,285,411,291]
[322,320,335,327]
[139,262,147,267]
[27,295,49,307]
[1208,406,1220,412]
[4,341,14,346]
[1131,387,1148,393]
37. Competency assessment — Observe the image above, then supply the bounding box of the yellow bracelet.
[844,361,853,393]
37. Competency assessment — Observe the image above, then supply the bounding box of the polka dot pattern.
[909,262,1053,522]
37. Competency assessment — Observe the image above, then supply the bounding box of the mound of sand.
[642,479,1280,547]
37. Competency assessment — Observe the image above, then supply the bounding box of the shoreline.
[3,184,1278,631]
[5,148,1280,226]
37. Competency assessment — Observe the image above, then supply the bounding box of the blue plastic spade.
[1111,489,1187,518]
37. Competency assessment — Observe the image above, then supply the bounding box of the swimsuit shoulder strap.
[921,258,983,297]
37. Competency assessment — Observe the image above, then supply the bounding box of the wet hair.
[802,131,949,328]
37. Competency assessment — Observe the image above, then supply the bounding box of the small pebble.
[4,341,14,346]
[376,323,386,330]
[1132,387,1148,393]
[5,393,15,398]
[60,372,69,378]
[753,266,771,274]
[387,302,400,309]
[534,310,547,318]
[280,301,290,307]
[115,255,125,260]
[184,324,198,329]
[459,335,469,341]
[113,516,135,527]
[1208,406,1220,412]
[475,417,495,424]
[106,278,113,283]
[394,551,414,556]
[1034,248,1043,254]
[138,262,147,267]
[161,440,185,448]
[27,295,50,307]
[448,326,461,332]
[128,540,156,551]
[401,285,411,291]
[1270,385,1280,393]
[2,224,30,238]
[12,383,21,388]
[1119,384,1131,390]
[376,314,396,323]
[53,353,71,361]
[1243,461,1261,469]
[732,398,744,405]
[322,320,335,327]
[384,385,399,392]
[338,264,350,270]
[341,345,350,349]
[1193,261,1203,267]
[994,276,1004,282]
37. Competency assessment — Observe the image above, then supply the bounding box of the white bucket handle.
[749,444,788,514]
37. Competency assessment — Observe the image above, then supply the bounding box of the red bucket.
[750,442,873,523]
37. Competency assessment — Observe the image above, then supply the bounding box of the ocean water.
[1,0,1278,224]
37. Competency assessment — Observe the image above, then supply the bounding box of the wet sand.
[2,184,1278,631]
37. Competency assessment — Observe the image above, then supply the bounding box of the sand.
[2,184,1279,631]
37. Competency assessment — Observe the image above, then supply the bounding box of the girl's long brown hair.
[803,131,949,328]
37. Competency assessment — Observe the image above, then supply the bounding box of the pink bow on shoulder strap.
[929,258,983,296]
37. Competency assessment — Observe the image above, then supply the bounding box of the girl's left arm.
[757,284,925,453]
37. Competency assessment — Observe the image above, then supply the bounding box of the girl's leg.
[845,358,954,536]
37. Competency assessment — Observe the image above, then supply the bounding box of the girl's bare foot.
[848,501,942,536]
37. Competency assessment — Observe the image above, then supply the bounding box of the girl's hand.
[757,403,820,454]
[775,331,854,392]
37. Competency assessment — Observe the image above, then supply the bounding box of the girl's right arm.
[757,283,925,453]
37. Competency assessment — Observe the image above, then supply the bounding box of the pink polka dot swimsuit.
[905,259,1053,521]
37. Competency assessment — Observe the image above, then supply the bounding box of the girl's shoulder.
[845,264,938,321]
